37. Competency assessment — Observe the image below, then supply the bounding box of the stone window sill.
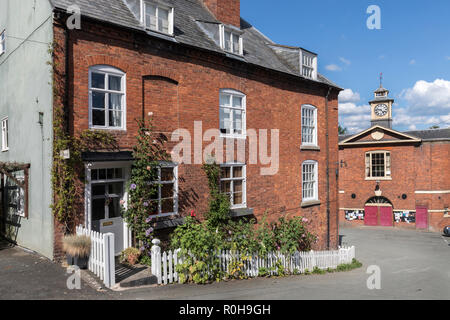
[300,145,320,151]
[301,200,321,208]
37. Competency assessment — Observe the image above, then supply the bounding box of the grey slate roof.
[403,128,450,141]
[50,0,340,89]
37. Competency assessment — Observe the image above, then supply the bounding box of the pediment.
[339,126,422,147]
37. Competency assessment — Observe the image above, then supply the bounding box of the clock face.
[374,104,388,117]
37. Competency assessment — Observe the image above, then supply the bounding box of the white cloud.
[400,79,450,110]
[409,59,416,65]
[339,57,351,66]
[325,64,342,72]
[338,88,371,133]
[338,89,361,103]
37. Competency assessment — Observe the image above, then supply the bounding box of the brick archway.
[364,196,393,227]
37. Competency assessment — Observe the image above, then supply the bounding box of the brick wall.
[53,17,340,253]
[339,141,450,232]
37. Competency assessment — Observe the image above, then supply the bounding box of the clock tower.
[369,83,394,129]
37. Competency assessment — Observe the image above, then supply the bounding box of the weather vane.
[380,72,383,87]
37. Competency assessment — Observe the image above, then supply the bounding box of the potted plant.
[62,235,91,269]
[119,247,141,266]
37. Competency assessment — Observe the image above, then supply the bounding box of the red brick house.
[6,0,342,259]
[339,85,450,232]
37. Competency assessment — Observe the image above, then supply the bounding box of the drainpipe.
[325,86,332,249]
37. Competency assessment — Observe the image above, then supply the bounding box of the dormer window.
[143,2,174,35]
[300,50,317,80]
[220,25,243,55]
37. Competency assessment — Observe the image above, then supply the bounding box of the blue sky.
[241,0,450,133]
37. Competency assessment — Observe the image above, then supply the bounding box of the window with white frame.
[143,2,174,35]
[220,89,246,138]
[220,164,246,208]
[220,25,243,55]
[1,117,8,151]
[301,105,317,146]
[365,151,391,179]
[302,161,318,202]
[149,163,178,217]
[300,50,316,79]
[89,65,126,130]
[0,30,5,55]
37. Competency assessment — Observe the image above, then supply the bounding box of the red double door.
[364,206,393,227]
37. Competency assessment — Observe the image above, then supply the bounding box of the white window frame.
[142,1,174,35]
[150,162,179,218]
[1,117,8,151]
[219,25,243,56]
[89,65,126,130]
[301,104,318,147]
[302,160,318,202]
[219,89,246,139]
[299,50,317,80]
[0,30,5,56]
[220,163,247,209]
[365,151,391,180]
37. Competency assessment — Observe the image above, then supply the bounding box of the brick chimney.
[202,0,241,28]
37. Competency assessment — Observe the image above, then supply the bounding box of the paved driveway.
[116,226,450,300]
[1,227,449,300]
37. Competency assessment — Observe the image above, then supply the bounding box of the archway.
[364,196,393,227]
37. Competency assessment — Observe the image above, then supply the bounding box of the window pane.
[109,110,122,127]
[232,34,240,54]
[234,192,243,205]
[233,166,243,178]
[93,109,106,126]
[92,92,105,109]
[233,180,243,193]
[108,182,123,196]
[161,198,174,214]
[220,107,231,134]
[107,169,114,180]
[221,167,231,179]
[232,96,242,108]
[91,169,98,181]
[92,199,106,221]
[98,169,106,180]
[108,198,122,218]
[146,5,157,29]
[158,8,169,33]
[108,75,122,91]
[221,181,231,193]
[220,94,231,106]
[92,185,105,197]
[109,93,122,111]
[161,168,174,182]
[114,168,123,179]
[233,109,242,134]
[224,31,232,51]
[91,73,105,89]
[161,183,174,199]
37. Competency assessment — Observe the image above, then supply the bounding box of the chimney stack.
[202,0,241,28]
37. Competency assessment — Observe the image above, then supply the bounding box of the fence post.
[103,233,115,288]
[151,239,161,275]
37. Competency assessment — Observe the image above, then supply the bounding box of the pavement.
[1,226,449,300]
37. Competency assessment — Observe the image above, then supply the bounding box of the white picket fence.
[151,239,356,285]
[76,225,116,288]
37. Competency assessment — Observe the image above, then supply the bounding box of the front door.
[365,205,393,226]
[415,206,428,229]
[379,206,393,226]
[364,206,378,226]
[89,166,128,255]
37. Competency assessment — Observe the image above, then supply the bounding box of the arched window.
[302,160,318,202]
[89,65,126,130]
[301,104,318,147]
[219,89,246,138]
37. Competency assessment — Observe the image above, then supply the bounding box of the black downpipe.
[325,86,332,249]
